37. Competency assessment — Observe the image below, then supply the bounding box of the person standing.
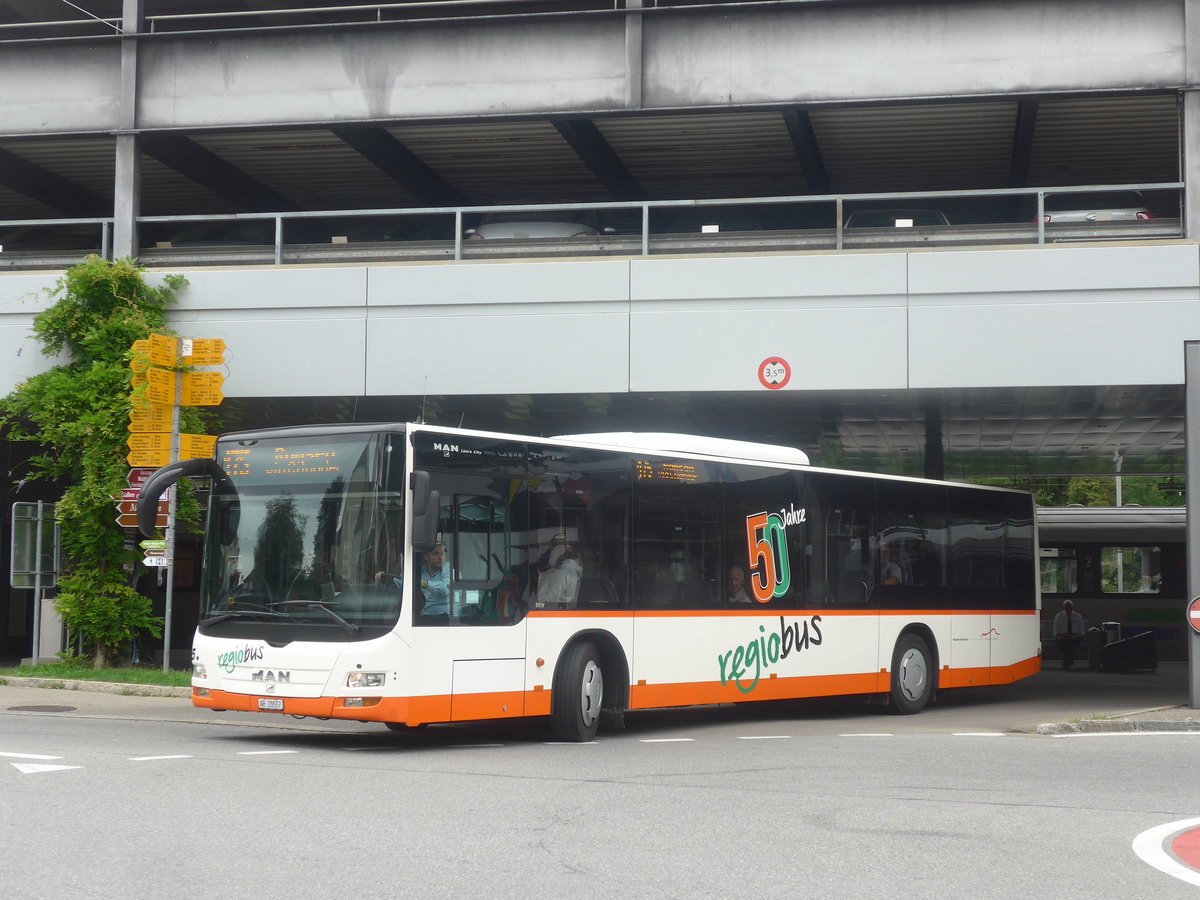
[1053,599,1086,669]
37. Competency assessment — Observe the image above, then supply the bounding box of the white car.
[465,210,614,239]
[1041,191,1152,224]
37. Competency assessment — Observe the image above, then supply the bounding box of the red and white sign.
[1188,597,1200,635]
[127,468,156,489]
[757,357,791,390]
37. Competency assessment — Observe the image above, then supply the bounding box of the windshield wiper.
[203,609,290,626]
[275,600,361,635]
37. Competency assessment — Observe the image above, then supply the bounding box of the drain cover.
[7,705,77,713]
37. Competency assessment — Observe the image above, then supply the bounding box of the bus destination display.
[221,445,343,480]
[634,459,700,482]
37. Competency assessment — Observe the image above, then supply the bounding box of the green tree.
[0,256,198,667]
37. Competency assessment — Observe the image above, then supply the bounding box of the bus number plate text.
[258,698,284,711]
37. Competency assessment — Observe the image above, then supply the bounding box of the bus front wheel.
[551,641,604,742]
[889,634,933,714]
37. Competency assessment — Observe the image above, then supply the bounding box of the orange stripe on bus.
[527,608,1037,619]
[193,654,1040,727]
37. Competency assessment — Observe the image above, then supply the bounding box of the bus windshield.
[199,430,405,638]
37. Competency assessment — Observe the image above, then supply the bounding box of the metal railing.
[0,182,1183,270]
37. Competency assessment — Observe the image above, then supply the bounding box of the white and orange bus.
[139,423,1041,741]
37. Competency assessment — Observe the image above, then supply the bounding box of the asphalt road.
[3,663,1200,898]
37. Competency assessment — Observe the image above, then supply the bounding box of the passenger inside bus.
[532,532,583,608]
[727,566,753,603]
[880,543,903,586]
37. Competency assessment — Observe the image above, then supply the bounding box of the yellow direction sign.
[182,338,226,367]
[128,403,174,433]
[179,434,217,460]
[181,371,225,406]
[126,432,171,451]
[127,448,171,467]
[148,333,179,368]
[145,367,178,405]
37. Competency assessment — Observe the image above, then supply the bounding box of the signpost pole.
[31,500,43,665]
[163,355,182,673]
[1186,341,1200,708]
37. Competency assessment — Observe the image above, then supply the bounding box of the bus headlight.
[193,663,207,679]
[346,671,386,688]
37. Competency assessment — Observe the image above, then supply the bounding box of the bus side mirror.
[137,458,223,538]
[411,470,439,552]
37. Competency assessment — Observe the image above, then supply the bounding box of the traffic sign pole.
[1186,341,1200,709]
[162,358,182,673]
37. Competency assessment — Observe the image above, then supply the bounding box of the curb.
[1037,719,1200,734]
[0,675,191,698]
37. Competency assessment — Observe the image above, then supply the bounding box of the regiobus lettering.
[137,422,1040,742]
[718,615,824,693]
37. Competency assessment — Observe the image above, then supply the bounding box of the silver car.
[465,210,614,239]
[1041,190,1152,224]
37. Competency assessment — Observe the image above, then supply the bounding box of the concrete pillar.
[1185,341,1200,708]
[1184,1,1200,240]
[112,0,144,259]
[923,399,945,481]
[625,0,643,110]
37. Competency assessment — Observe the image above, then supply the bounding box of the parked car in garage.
[464,210,614,239]
[1040,190,1152,224]
[844,208,951,228]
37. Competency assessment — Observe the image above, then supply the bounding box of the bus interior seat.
[578,577,618,608]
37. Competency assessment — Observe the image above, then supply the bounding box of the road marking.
[0,751,63,760]
[640,738,695,743]
[12,763,81,774]
[128,755,193,761]
[840,733,894,737]
[236,750,298,755]
[543,741,599,745]
[737,735,792,741]
[1132,817,1200,887]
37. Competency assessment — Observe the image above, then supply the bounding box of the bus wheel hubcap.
[899,649,926,700]
[580,660,603,725]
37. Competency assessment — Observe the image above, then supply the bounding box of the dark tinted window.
[633,458,722,609]
[876,480,949,610]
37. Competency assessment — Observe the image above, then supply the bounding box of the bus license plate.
[258,698,284,711]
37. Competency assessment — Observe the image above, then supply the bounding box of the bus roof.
[551,432,810,466]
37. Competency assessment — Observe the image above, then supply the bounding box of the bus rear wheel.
[890,634,933,714]
[551,641,604,742]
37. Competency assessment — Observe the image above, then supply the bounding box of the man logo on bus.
[745,509,797,601]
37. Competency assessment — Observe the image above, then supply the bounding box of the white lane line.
[236,750,299,756]
[128,755,193,761]
[1132,817,1200,888]
[543,741,599,745]
[640,738,695,743]
[841,733,894,737]
[953,732,1006,737]
[737,735,792,741]
[12,763,81,774]
[0,751,63,760]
